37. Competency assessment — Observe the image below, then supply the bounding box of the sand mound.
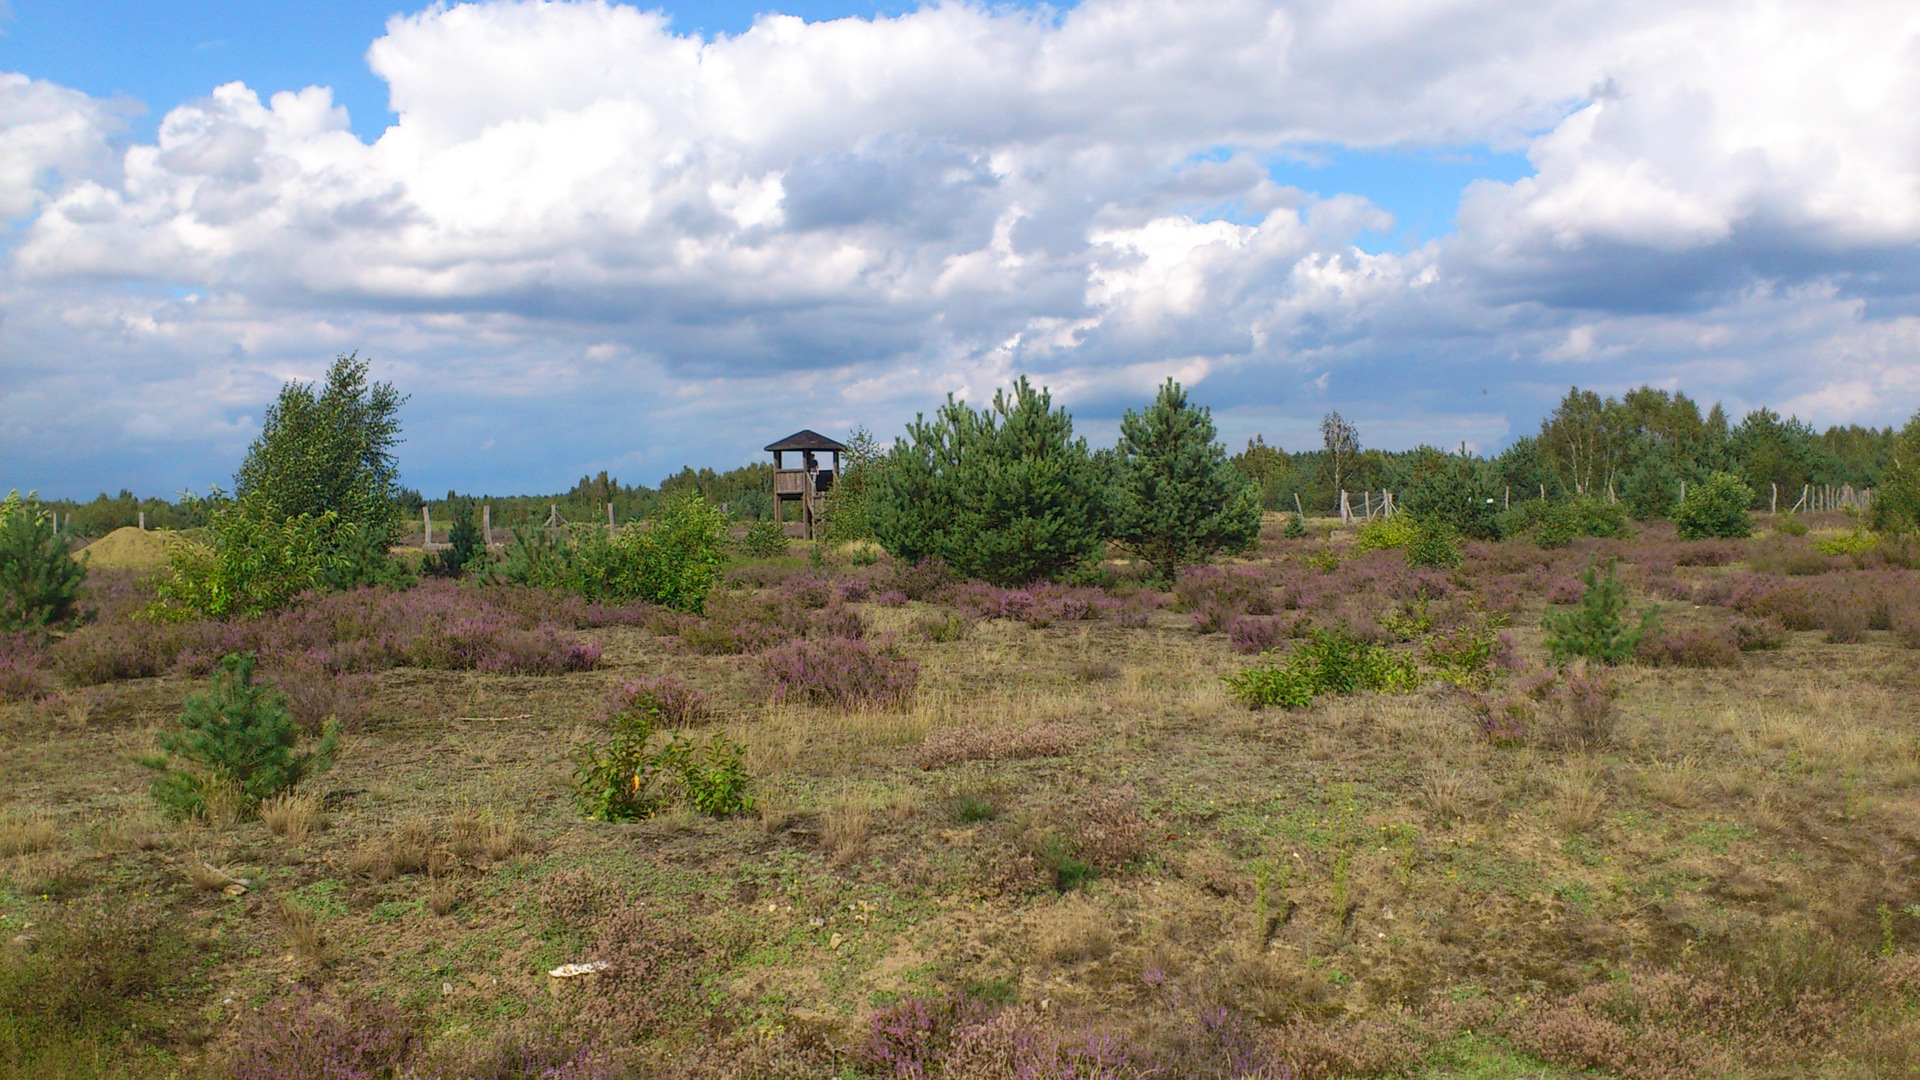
[73,526,174,571]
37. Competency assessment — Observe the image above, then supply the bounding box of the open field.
[6,514,1920,1078]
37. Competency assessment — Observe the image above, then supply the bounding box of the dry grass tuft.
[426,877,462,917]
[260,790,322,844]
[822,803,870,866]
[1418,769,1483,822]
[1644,757,1700,808]
[447,805,483,857]
[1554,761,1608,834]
[200,778,249,829]
[276,896,327,967]
[482,808,525,860]
[0,811,59,857]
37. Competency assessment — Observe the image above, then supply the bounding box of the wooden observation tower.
[765,429,846,540]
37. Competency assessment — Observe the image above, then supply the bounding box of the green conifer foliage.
[1108,380,1260,582]
[147,654,339,819]
[0,491,87,632]
[1542,560,1656,666]
[870,378,1106,584]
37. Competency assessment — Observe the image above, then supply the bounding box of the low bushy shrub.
[1352,516,1414,552]
[1226,627,1418,709]
[228,987,415,1080]
[1674,472,1755,540]
[571,698,752,821]
[762,638,918,709]
[144,653,339,820]
[1728,614,1788,651]
[1422,612,1512,687]
[604,675,709,728]
[1543,560,1657,666]
[0,491,88,632]
[1636,628,1740,668]
[1466,662,1617,748]
[1173,565,1273,633]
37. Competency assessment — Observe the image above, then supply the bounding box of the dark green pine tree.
[871,378,1107,584]
[1108,380,1261,583]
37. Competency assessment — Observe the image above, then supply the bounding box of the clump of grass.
[259,790,322,844]
[275,896,327,968]
[0,810,58,857]
[1071,657,1120,682]
[953,792,998,823]
[1036,832,1093,892]
[823,803,870,866]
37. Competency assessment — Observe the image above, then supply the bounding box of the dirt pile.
[72,526,172,571]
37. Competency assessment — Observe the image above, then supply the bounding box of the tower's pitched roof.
[764,429,847,452]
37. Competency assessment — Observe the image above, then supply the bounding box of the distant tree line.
[1230,387,1903,517]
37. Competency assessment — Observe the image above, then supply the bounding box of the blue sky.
[2,0,1914,499]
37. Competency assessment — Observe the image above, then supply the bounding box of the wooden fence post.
[1771,484,1777,514]
[548,504,558,528]
[483,504,492,547]
[423,505,432,547]
[607,502,615,530]
[1293,493,1305,521]
[1504,487,1510,511]
[138,510,145,531]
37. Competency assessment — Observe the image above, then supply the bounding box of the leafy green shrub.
[1352,516,1413,551]
[1814,529,1878,556]
[148,496,334,620]
[1542,560,1657,666]
[0,491,87,632]
[1405,518,1462,568]
[1422,612,1511,687]
[738,519,789,557]
[572,699,753,821]
[1225,627,1417,709]
[1774,515,1810,537]
[495,493,728,612]
[1869,411,1920,535]
[1502,496,1628,548]
[1106,379,1261,582]
[1283,513,1308,539]
[144,653,340,820]
[1674,472,1754,540]
[870,378,1106,584]
[233,353,405,546]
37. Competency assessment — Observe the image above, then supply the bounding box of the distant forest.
[36,385,1907,538]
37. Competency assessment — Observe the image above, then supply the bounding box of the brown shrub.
[1728,615,1788,651]
[1636,628,1739,668]
[1066,787,1151,869]
[540,867,622,930]
[574,905,733,1039]
[915,721,1086,769]
[1273,1013,1432,1080]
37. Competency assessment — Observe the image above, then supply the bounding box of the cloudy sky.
[3,0,1917,498]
